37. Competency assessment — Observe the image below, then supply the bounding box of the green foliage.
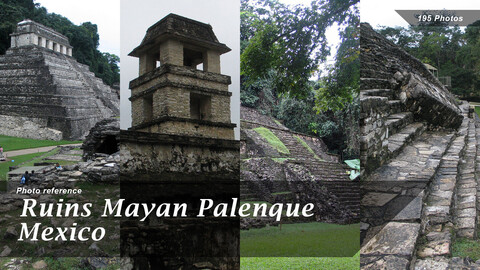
[254,127,290,154]
[315,25,359,112]
[275,93,359,159]
[0,0,119,86]
[240,222,360,257]
[241,0,359,98]
[241,0,360,160]
[0,134,80,152]
[377,22,480,99]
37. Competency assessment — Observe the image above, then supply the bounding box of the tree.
[0,0,119,86]
[241,0,359,98]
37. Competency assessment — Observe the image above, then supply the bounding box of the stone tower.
[120,14,239,269]
[128,13,235,140]
[0,20,119,140]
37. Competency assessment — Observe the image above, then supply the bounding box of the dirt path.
[2,144,82,158]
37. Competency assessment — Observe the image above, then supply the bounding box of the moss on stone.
[253,127,290,155]
[294,135,323,160]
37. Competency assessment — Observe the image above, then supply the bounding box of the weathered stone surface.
[361,255,410,269]
[361,222,420,256]
[32,260,47,269]
[362,192,397,207]
[414,257,449,270]
[3,226,17,239]
[417,240,450,257]
[361,23,462,130]
[0,246,11,257]
[82,117,120,161]
[0,20,119,140]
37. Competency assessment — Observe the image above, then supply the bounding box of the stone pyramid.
[0,20,119,140]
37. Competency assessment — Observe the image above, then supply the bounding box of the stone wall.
[0,115,62,140]
[359,96,389,174]
[120,131,239,177]
[360,23,464,175]
[129,64,232,134]
[120,130,239,269]
[360,23,463,129]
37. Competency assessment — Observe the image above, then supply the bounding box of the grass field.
[240,251,360,269]
[0,135,81,152]
[241,222,360,257]
[0,152,46,181]
[475,106,480,118]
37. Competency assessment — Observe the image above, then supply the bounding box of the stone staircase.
[360,23,480,269]
[240,106,359,220]
[0,45,119,139]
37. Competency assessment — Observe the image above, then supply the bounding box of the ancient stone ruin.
[120,14,239,269]
[240,106,359,225]
[0,20,119,140]
[360,23,480,269]
[127,14,235,140]
[81,117,120,161]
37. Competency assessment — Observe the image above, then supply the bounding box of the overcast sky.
[361,0,480,28]
[35,0,119,55]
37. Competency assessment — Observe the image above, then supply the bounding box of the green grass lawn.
[0,152,46,180]
[0,135,81,152]
[240,251,360,270]
[241,222,360,257]
[475,106,480,118]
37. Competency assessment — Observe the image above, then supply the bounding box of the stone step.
[360,78,392,90]
[388,100,404,114]
[361,222,421,269]
[0,68,47,77]
[415,257,480,269]
[454,119,477,239]
[361,89,395,99]
[362,131,455,269]
[0,94,98,106]
[414,120,468,262]
[388,122,426,158]
[386,112,414,136]
[361,69,393,80]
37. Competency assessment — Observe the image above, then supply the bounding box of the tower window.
[183,48,203,69]
[190,93,211,120]
[143,94,153,122]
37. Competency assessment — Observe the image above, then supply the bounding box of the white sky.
[34,0,120,56]
[361,0,480,28]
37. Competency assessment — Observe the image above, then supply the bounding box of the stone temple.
[120,14,239,269]
[0,20,119,140]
